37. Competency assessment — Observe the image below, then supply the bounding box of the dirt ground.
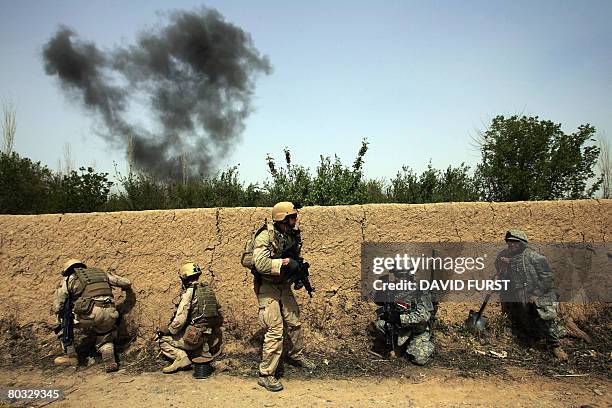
[0,302,610,407]
[0,364,609,408]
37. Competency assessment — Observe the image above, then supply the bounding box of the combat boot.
[162,357,191,374]
[287,355,316,371]
[552,346,568,361]
[100,344,118,372]
[54,354,78,367]
[257,375,283,392]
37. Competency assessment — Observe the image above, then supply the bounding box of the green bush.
[475,115,601,201]
[264,140,371,205]
[387,162,478,203]
[49,167,113,213]
[0,152,54,214]
[1,114,604,215]
[0,153,113,214]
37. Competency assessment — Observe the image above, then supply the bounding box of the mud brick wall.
[0,200,609,350]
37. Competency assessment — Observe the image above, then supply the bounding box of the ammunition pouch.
[197,314,223,327]
[73,296,94,315]
[535,296,557,321]
[183,324,204,347]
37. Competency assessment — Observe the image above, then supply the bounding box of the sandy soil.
[0,365,609,408]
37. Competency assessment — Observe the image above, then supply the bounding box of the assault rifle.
[292,257,315,297]
[375,300,410,350]
[53,293,74,352]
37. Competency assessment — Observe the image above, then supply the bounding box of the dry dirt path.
[0,366,609,408]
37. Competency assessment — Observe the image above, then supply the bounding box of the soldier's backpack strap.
[266,220,275,238]
[256,218,275,249]
[265,220,279,253]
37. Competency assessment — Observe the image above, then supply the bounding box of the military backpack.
[240,220,275,269]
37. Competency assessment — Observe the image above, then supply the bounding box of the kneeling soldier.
[370,289,436,366]
[52,259,132,372]
[159,263,223,374]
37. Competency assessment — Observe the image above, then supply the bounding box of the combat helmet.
[179,262,202,280]
[504,229,528,244]
[271,202,298,222]
[62,259,86,276]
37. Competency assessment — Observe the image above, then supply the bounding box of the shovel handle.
[477,293,492,316]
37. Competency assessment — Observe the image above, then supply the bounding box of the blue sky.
[1,0,610,185]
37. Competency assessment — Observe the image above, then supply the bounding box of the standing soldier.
[495,230,568,360]
[158,263,223,374]
[52,259,132,372]
[252,202,315,392]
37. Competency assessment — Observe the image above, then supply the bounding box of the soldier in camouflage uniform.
[495,230,568,361]
[52,259,132,372]
[252,202,315,392]
[158,263,223,374]
[369,285,437,366]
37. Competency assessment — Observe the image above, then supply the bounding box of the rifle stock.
[57,294,74,352]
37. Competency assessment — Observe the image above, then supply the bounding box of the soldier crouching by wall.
[369,275,437,366]
[52,259,132,372]
[158,263,223,374]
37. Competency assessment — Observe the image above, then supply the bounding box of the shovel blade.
[465,310,487,333]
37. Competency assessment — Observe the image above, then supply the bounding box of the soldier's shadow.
[115,288,137,351]
[247,328,266,348]
[74,333,98,365]
[116,288,137,315]
[246,327,301,379]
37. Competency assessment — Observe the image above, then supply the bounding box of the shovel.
[465,293,492,333]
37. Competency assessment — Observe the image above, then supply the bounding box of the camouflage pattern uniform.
[496,241,566,348]
[52,266,131,371]
[159,282,223,373]
[253,222,305,376]
[371,290,436,365]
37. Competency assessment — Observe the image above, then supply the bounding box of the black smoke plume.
[43,7,271,179]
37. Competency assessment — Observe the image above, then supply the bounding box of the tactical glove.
[280,259,300,282]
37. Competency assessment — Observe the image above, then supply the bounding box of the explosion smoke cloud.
[43,7,271,179]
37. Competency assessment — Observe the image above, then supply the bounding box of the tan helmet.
[179,262,202,280]
[505,229,528,244]
[62,258,86,276]
[272,201,298,222]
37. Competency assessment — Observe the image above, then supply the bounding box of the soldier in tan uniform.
[52,259,132,372]
[253,202,315,392]
[158,262,223,374]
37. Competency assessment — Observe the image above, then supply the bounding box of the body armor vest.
[507,250,543,295]
[190,283,219,325]
[251,225,300,285]
[280,229,301,259]
[73,267,113,299]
